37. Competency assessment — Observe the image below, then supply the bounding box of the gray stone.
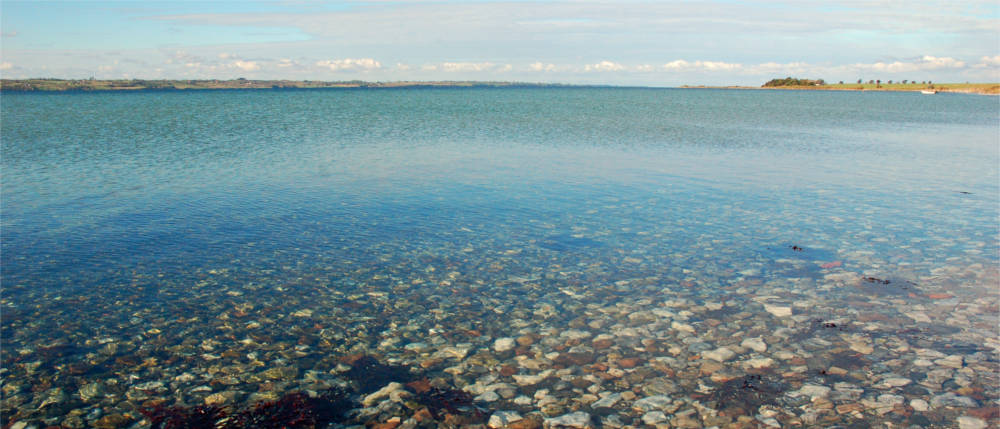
[544,411,593,428]
[488,411,524,428]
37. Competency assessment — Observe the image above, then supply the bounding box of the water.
[2,88,998,427]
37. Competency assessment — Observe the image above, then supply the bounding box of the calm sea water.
[2,88,998,427]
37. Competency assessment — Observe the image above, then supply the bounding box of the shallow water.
[2,88,998,428]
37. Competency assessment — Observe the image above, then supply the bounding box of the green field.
[785,82,999,94]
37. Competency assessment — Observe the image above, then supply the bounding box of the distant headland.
[683,77,999,95]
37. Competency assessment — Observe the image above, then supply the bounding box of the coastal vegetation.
[758,77,999,94]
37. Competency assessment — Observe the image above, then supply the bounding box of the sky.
[1,0,998,86]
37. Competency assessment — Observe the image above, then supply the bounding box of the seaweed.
[342,355,416,394]
[413,387,482,419]
[222,388,354,428]
[707,375,785,413]
[140,403,226,429]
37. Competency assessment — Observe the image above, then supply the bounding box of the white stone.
[742,357,775,369]
[488,411,523,428]
[513,370,553,386]
[513,395,532,405]
[741,338,767,353]
[632,395,672,412]
[671,321,695,333]
[544,411,593,428]
[362,382,406,406]
[494,337,517,352]
[879,377,911,388]
[763,304,792,317]
[703,347,736,362]
[641,411,668,425]
[791,384,831,400]
[958,416,988,429]
[560,329,592,340]
[910,399,929,412]
[591,392,621,408]
[476,391,501,402]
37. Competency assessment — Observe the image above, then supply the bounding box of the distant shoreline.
[680,83,1000,95]
[2,78,997,95]
[0,79,594,92]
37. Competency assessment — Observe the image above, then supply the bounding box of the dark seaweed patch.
[343,355,417,394]
[413,387,482,419]
[707,375,785,412]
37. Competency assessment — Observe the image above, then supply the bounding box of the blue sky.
[2,0,998,85]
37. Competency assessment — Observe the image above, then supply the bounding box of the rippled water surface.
[3,88,998,428]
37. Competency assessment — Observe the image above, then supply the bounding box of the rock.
[517,335,535,347]
[641,411,668,425]
[958,416,988,429]
[489,411,524,428]
[363,382,408,406]
[936,355,964,369]
[878,377,911,388]
[763,304,792,317]
[495,337,517,353]
[742,357,775,369]
[560,330,592,340]
[931,392,978,408]
[703,347,736,362]
[78,383,104,402]
[741,338,767,353]
[633,395,672,412]
[476,391,501,402]
[910,399,929,412]
[204,390,241,406]
[544,411,593,429]
[513,370,553,386]
[404,342,431,353]
[435,346,470,360]
[591,392,621,408]
[790,384,831,400]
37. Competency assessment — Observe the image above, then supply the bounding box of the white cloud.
[276,58,297,68]
[0,62,12,70]
[218,53,234,59]
[635,64,654,72]
[529,62,558,72]
[851,56,966,73]
[585,60,625,72]
[395,63,412,71]
[232,60,260,71]
[440,62,498,72]
[316,58,381,71]
[662,60,743,72]
[974,55,1000,68]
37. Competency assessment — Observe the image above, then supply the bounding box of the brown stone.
[406,379,432,394]
[618,358,642,369]
[500,365,518,377]
[836,403,863,414]
[516,335,535,347]
[592,338,614,350]
[554,352,595,367]
[372,421,400,429]
[509,414,543,429]
[411,408,433,422]
[94,414,131,429]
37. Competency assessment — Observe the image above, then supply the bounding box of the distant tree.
[876,79,881,88]
[857,79,863,84]
[869,80,875,84]
[839,81,844,84]
[902,80,908,84]
[887,80,893,84]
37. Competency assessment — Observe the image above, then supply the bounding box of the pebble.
[591,392,621,409]
[763,304,792,317]
[513,370,553,386]
[632,395,672,412]
[641,411,668,424]
[543,411,593,429]
[78,383,104,402]
[703,346,736,362]
[488,411,524,428]
[790,384,831,400]
[930,392,978,408]
[958,416,988,429]
[741,337,767,353]
[910,398,929,411]
[362,382,407,407]
[494,337,517,352]
[742,357,775,369]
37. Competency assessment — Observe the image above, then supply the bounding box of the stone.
[476,391,501,402]
[931,392,978,408]
[544,411,593,428]
[910,399,929,412]
[741,338,767,353]
[763,304,792,317]
[742,357,774,369]
[78,383,104,402]
[641,411,668,425]
[489,411,524,428]
[591,392,621,408]
[703,346,736,362]
[363,382,407,406]
[495,337,517,352]
[513,370,553,386]
[633,395,672,412]
[878,377,911,388]
[958,416,988,429]
[790,384,831,400]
